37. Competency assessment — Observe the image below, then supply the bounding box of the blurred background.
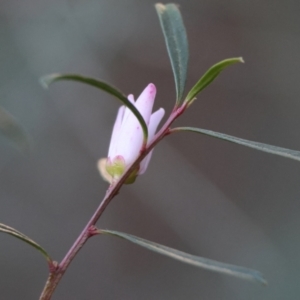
[0,0,300,299]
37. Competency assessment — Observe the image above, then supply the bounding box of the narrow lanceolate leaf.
[155,3,189,105]
[171,127,300,162]
[0,106,29,152]
[40,73,148,144]
[185,57,244,104]
[0,223,52,263]
[99,229,266,284]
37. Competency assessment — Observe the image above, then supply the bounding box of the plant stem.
[39,178,123,300]
[39,106,185,300]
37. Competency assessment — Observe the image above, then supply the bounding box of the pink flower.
[99,83,165,184]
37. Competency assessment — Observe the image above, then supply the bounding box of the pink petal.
[138,150,153,175]
[128,94,135,102]
[113,85,157,167]
[147,108,165,144]
[139,108,165,174]
[108,106,125,158]
[114,120,143,166]
[135,83,156,124]
[122,94,135,124]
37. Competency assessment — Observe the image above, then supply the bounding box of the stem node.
[88,225,99,237]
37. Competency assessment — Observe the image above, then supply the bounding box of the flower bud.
[98,83,165,184]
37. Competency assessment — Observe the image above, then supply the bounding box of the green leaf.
[99,229,266,284]
[171,127,300,162]
[0,106,29,152]
[40,73,148,144]
[185,57,244,103]
[0,223,52,263]
[155,3,189,105]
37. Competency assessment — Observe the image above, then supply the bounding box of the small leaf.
[40,73,148,144]
[155,3,189,105]
[99,229,266,284]
[0,106,29,152]
[185,57,244,103]
[171,126,300,162]
[0,223,52,263]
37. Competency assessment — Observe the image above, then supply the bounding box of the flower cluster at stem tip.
[98,83,165,184]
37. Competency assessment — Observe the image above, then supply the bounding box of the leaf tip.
[155,3,165,13]
[39,77,49,89]
[253,271,268,286]
[39,73,60,89]
[238,57,245,63]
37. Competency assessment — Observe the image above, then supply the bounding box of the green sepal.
[124,167,139,184]
[106,156,126,179]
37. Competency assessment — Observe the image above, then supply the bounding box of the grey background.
[0,0,300,299]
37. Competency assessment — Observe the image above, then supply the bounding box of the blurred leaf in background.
[0,106,29,152]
